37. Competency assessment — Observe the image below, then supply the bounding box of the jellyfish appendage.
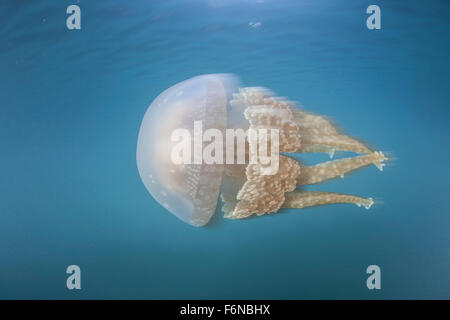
[220,151,387,218]
[288,152,387,210]
[296,151,388,186]
[291,109,372,155]
[288,107,386,210]
[220,86,387,219]
[283,191,374,210]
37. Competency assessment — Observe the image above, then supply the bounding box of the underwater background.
[1,0,449,299]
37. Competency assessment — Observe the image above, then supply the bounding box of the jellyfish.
[136,74,388,227]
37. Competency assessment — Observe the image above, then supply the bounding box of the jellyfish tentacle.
[297,151,387,185]
[283,191,374,209]
[292,109,372,154]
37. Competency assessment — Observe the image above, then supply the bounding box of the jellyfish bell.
[136,74,240,226]
[137,74,388,227]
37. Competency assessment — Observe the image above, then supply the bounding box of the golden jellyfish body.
[137,74,387,227]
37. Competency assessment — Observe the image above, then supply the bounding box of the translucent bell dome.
[136,74,240,226]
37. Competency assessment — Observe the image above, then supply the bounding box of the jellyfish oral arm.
[299,135,372,155]
[220,86,388,220]
[292,109,372,155]
[297,151,387,186]
[283,191,374,210]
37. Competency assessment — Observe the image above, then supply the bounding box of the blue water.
[1,0,449,299]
